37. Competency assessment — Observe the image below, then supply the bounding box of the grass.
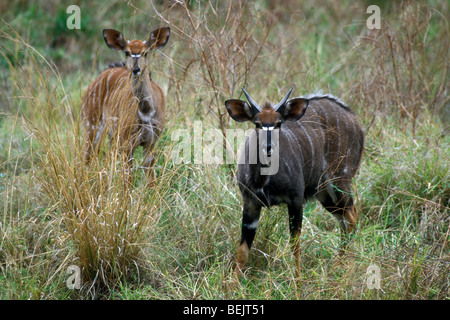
[0,0,448,299]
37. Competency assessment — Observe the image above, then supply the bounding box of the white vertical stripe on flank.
[88,81,99,115]
[105,69,115,105]
[90,82,98,123]
[348,112,357,169]
[317,103,330,157]
[311,104,326,150]
[341,112,350,173]
[279,126,297,157]
[336,109,341,157]
[283,158,292,176]
[96,74,102,119]
[308,106,323,146]
[300,123,315,180]
[283,125,304,168]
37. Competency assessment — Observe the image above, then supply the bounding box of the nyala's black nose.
[132,66,141,75]
[266,130,272,157]
[266,144,272,157]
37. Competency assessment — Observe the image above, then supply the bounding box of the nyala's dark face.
[225,88,309,158]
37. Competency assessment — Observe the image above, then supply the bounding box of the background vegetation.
[0,0,448,299]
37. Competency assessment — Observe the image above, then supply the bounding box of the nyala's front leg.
[142,146,156,187]
[236,201,261,276]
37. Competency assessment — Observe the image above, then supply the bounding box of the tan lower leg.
[291,231,301,279]
[343,206,358,233]
[236,241,249,276]
[144,155,156,186]
[339,206,358,255]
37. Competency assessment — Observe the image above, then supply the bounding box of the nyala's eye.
[125,51,131,57]
[274,121,282,129]
[255,122,262,129]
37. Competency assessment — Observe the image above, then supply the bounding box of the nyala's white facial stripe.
[262,126,274,131]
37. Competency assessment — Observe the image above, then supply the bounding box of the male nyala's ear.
[279,98,309,122]
[103,29,127,51]
[146,27,171,50]
[225,99,256,122]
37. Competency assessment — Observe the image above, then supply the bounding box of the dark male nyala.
[225,88,364,279]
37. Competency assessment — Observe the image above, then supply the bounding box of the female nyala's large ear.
[225,99,257,122]
[103,29,127,51]
[279,98,309,122]
[146,27,171,50]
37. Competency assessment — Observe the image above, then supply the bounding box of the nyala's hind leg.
[288,202,303,281]
[316,184,358,254]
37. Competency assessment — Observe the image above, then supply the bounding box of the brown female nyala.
[225,88,364,278]
[82,27,170,184]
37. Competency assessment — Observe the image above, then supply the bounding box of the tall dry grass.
[0,22,170,298]
[150,1,276,136]
[347,1,449,134]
